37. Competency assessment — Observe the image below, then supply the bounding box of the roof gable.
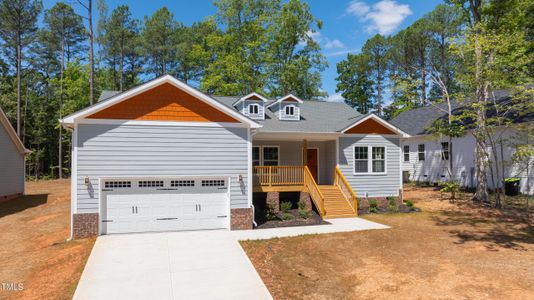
[61,75,260,128]
[87,83,240,123]
[341,114,410,137]
[0,107,29,155]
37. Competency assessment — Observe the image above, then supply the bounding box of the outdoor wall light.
[84,176,90,185]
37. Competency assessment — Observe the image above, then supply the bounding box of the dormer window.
[267,94,303,121]
[249,104,259,115]
[285,105,295,116]
[233,92,268,120]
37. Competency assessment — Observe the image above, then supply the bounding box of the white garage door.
[100,178,229,235]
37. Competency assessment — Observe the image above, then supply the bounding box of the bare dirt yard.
[0,180,95,300]
[241,185,534,300]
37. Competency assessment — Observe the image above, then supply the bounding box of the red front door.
[306,148,319,182]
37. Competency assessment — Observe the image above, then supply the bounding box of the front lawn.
[0,180,95,300]
[241,185,534,299]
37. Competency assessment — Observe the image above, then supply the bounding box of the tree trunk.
[59,40,65,179]
[119,49,124,91]
[16,43,21,137]
[88,0,95,105]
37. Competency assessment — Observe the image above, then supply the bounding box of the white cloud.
[346,0,412,35]
[326,92,345,103]
[346,1,370,17]
[324,39,346,50]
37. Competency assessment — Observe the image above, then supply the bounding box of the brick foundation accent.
[231,208,253,230]
[73,213,99,239]
[266,192,280,213]
[299,192,312,212]
[0,193,22,204]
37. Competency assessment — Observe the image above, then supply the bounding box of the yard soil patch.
[0,180,95,300]
[241,185,534,300]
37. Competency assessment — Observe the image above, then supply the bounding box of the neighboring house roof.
[0,107,30,155]
[61,75,261,128]
[390,88,534,136]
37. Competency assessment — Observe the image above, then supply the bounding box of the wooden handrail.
[304,166,325,217]
[253,166,305,186]
[334,166,358,214]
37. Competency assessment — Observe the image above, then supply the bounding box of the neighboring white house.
[60,75,409,238]
[0,107,29,201]
[390,90,533,195]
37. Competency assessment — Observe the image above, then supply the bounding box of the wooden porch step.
[318,185,357,219]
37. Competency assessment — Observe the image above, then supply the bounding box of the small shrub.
[297,200,310,219]
[298,209,310,219]
[388,197,399,212]
[280,201,292,213]
[404,200,416,211]
[281,213,293,220]
[439,181,460,200]
[368,199,378,213]
[265,204,278,220]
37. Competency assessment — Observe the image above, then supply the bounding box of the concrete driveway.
[74,230,272,300]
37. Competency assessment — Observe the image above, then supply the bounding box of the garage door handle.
[135,206,138,214]
[132,206,134,214]
[217,216,227,218]
[102,220,114,222]
[157,218,178,221]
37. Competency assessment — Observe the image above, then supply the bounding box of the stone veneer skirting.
[73,213,99,239]
[230,208,253,230]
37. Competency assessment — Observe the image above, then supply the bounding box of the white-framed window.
[441,142,450,161]
[252,146,260,166]
[248,103,259,115]
[354,146,368,173]
[262,146,279,166]
[372,147,386,173]
[403,145,410,162]
[285,105,295,116]
[252,146,280,166]
[418,144,425,161]
[353,146,387,174]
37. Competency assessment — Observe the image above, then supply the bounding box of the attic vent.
[171,180,195,187]
[104,181,131,188]
[138,180,164,188]
[201,180,225,187]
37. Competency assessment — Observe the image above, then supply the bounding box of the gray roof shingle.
[213,96,362,133]
[389,88,534,136]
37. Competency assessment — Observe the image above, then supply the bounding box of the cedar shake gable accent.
[344,118,396,135]
[87,83,239,123]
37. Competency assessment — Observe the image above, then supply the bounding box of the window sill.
[352,172,388,176]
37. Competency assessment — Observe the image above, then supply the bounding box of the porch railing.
[304,166,325,217]
[334,166,358,214]
[253,166,304,186]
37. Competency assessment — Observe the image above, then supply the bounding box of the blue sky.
[43,0,442,99]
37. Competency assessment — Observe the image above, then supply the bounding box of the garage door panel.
[101,178,229,234]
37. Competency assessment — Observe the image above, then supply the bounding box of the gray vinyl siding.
[253,140,336,184]
[338,136,401,197]
[0,124,24,197]
[76,124,249,213]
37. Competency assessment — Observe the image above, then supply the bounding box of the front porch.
[251,139,358,219]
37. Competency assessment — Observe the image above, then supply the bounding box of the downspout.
[251,128,259,228]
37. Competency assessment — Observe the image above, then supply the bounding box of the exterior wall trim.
[76,118,250,128]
